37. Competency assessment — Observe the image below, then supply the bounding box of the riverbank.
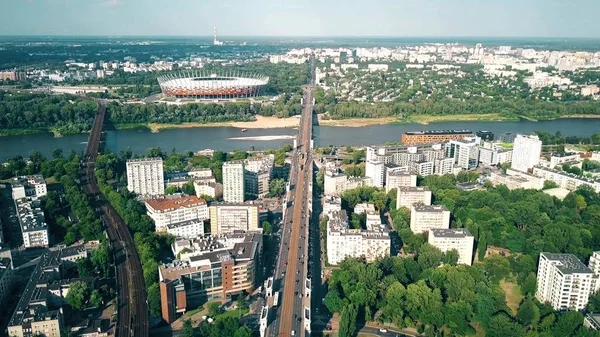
[317,116,399,127]
[115,115,302,133]
[317,113,518,126]
[0,128,70,138]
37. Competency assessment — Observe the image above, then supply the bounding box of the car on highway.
[379,328,388,333]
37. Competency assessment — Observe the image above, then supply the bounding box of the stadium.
[157,71,269,100]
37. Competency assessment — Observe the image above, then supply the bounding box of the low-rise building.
[209,203,260,235]
[159,231,262,323]
[194,177,220,199]
[410,205,451,234]
[145,195,208,233]
[11,175,47,200]
[532,166,600,193]
[535,252,598,311]
[428,229,474,265]
[396,186,432,208]
[16,198,49,248]
[324,170,372,196]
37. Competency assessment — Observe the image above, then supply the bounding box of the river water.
[0,118,598,161]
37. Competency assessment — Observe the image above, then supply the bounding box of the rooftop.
[16,198,47,232]
[12,175,45,188]
[413,205,448,212]
[127,157,163,163]
[541,252,593,275]
[167,219,204,230]
[145,195,207,212]
[398,186,431,192]
[404,130,473,136]
[430,228,472,238]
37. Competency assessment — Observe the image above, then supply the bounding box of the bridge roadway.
[267,84,314,337]
[81,101,149,337]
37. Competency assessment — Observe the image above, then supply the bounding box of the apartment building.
[396,186,432,208]
[12,175,47,200]
[209,203,260,235]
[428,229,474,265]
[188,168,213,179]
[401,130,474,145]
[324,170,372,196]
[194,176,220,199]
[548,152,582,168]
[145,195,208,232]
[446,139,480,170]
[385,171,417,193]
[126,157,165,196]
[410,161,434,176]
[166,220,204,239]
[366,160,385,188]
[244,155,275,199]
[410,205,451,234]
[511,134,542,172]
[535,253,598,311]
[0,258,13,307]
[8,247,95,337]
[16,198,49,248]
[479,147,513,166]
[532,166,600,193]
[159,231,262,323]
[434,157,455,175]
[223,161,245,203]
[326,210,390,265]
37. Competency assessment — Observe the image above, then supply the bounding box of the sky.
[3,0,600,37]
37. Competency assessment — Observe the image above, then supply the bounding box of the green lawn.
[215,308,249,320]
[500,279,523,316]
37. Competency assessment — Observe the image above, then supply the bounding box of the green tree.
[268,178,286,197]
[90,289,103,308]
[521,273,538,297]
[338,304,358,337]
[208,302,222,317]
[65,281,90,310]
[182,319,195,337]
[443,249,460,266]
[417,243,444,270]
[487,314,526,337]
[182,181,196,196]
[76,258,94,277]
[477,231,488,261]
[91,242,111,278]
[165,185,178,195]
[147,283,162,318]
[552,311,584,337]
[517,299,540,327]
[261,221,273,235]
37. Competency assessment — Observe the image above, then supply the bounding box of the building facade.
[126,158,165,196]
[145,196,208,232]
[385,171,417,193]
[12,175,47,200]
[209,203,260,235]
[166,220,204,239]
[401,130,474,145]
[223,161,245,203]
[535,253,598,311]
[410,205,451,234]
[428,229,474,265]
[511,134,542,172]
[396,186,432,209]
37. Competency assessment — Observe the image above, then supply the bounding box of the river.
[1,118,598,161]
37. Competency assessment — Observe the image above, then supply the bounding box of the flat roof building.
[401,130,474,145]
[410,205,451,234]
[209,202,260,235]
[535,253,598,311]
[16,198,49,248]
[428,229,474,265]
[159,231,262,323]
[126,157,165,196]
[223,161,245,203]
[12,175,47,200]
[396,186,432,209]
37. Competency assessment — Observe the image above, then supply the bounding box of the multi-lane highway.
[81,101,149,337]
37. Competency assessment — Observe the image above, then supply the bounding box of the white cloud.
[100,0,121,7]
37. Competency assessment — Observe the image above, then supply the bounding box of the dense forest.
[325,175,600,337]
[0,92,97,135]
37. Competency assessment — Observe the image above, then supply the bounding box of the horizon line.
[1,34,600,40]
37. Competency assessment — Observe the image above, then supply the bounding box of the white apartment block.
[209,203,260,235]
[366,160,385,188]
[410,161,434,176]
[512,135,542,172]
[166,220,204,239]
[479,148,513,166]
[126,157,165,196]
[446,140,480,170]
[428,229,474,265]
[549,153,581,168]
[434,158,455,175]
[145,196,208,232]
[16,198,49,248]
[354,203,375,215]
[410,205,451,234]
[385,171,417,193]
[532,166,600,193]
[323,196,342,216]
[188,168,213,179]
[536,253,598,311]
[11,175,47,200]
[223,161,245,203]
[324,170,372,196]
[397,186,432,209]
[589,252,600,275]
[326,210,390,265]
[244,155,274,199]
[194,179,220,199]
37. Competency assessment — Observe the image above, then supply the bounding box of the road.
[81,101,149,337]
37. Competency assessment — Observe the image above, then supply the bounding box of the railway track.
[81,101,149,337]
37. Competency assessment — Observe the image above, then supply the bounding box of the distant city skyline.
[3,0,600,38]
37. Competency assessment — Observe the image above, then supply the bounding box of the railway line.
[81,101,149,337]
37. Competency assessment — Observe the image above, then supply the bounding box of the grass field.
[500,279,523,316]
[215,308,249,320]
